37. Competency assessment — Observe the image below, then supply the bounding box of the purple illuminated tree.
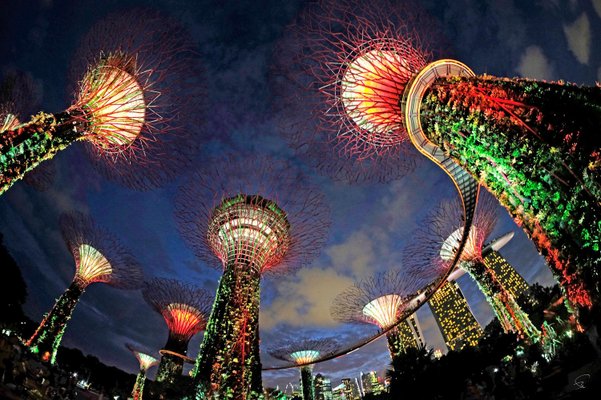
[142,278,213,384]
[0,9,204,194]
[176,155,329,399]
[330,271,422,364]
[269,338,338,400]
[26,212,143,364]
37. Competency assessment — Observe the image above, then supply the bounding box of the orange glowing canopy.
[163,303,206,337]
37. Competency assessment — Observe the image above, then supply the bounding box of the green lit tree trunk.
[193,262,263,399]
[386,320,417,364]
[462,261,540,343]
[421,76,601,312]
[156,334,189,384]
[0,110,86,195]
[27,280,84,364]
[132,368,147,400]
[299,365,314,400]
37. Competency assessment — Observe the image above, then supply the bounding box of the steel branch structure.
[142,278,213,384]
[26,212,143,364]
[269,338,338,400]
[404,192,540,342]
[273,0,446,183]
[331,271,422,363]
[280,0,601,312]
[176,155,329,399]
[0,9,204,194]
[127,343,159,400]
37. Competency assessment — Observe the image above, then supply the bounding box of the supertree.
[26,212,143,364]
[176,155,329,399]
[278,0,601,313]
[142,278,213,384]
[330,271,422,364]
[268,338,338,400]
[403,191,541,343]
[272,0,446,184]
[0,70,55,191]
[0,9,204,194]
[126,343,159,400]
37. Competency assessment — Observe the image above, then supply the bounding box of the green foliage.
[27,281,84,363]
[193,263,263,399]
[421,76,601,310]
[0,111,85,195]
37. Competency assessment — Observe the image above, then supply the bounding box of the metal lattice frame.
[403,190,499,284]
[268,338,339,366]
[331,271,421,329]
[176,154,330,275]
[60,211,143,289]
[142,278,212,342]
[176,154,329,398]
[272,0,447,183]
[127,343,159,371]
[0,9,205,194]
[68,9,205,189]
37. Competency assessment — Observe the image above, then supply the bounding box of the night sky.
[1,0,600,392]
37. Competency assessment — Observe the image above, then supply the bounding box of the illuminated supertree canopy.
[0,9,204,194]
[403,191,541,342]
[280,0,601,313]
[176,154,329,399]
[142,277,213,384]
[26,212,143,364]
[272,0,446,183]
[269,338,338,400]
[330,271,421,362]
[126,343,159,400]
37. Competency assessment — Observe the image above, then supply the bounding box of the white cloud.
[597,66,601,83]
[260,267,354,329]
[563,13,591,64]
[516,46,554,80]
[325,230,379,278]
[593,0,601,19]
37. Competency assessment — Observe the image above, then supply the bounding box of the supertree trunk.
[385,321,417,363]
[0,111,87,194]
[26,280,85,364]
[193,262,263,399]
[462,261,540,342]
[132,368,148,400]
[156,334,189,384]
[420,76,601,311]
[299,365,314,400]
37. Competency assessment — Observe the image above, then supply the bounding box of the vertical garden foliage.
[193,264,263,399]
[421,76,601,311]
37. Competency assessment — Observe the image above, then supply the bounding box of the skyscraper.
[314,374,333,400]
[428,231,533,350]
[395,313,425,351]
[429,280,483,351]
[407,313,425,348]
[361,371,383,396]
[482,251,530,300]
